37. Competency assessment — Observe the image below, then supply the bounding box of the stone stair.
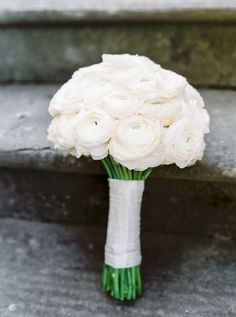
[1,1,236,86]
[0,1,236,315]
[0,218,236,317]
[0,84,235,237]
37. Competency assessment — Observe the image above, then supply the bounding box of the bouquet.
[48,54,209,301]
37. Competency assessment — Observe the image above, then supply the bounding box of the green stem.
[102,155,153,181]
[101,159,113,178]
[101,264,142,301]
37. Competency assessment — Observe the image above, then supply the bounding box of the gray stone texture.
[1,24,236,86]
[0,2,236,313]
[0,84,235,237]
[0,169,236,238]
[0,85,235,183]
[0,218,236,317]
[1,1,236,85]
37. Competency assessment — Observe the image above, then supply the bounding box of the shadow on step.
[0,167,236,239]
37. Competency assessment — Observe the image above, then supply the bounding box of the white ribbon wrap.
[105,179,145,268]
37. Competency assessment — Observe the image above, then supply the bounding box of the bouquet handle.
[102,179,144,300]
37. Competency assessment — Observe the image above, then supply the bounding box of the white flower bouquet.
[48,54,209,301]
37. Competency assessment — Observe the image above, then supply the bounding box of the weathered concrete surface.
[2,0,236,11]
[1,24,236,86]
[0,169,235,238]
[1,0,236,24]
[0,85,235,183]
[0,218,236,317]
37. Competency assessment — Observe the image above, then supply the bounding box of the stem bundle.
[102,155,152,181]
[101,155,152,300]
[102,264,142,300]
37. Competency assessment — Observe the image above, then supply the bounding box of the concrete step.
[0,1,236,85]
[0,218,236,317]
[0,84,235,238]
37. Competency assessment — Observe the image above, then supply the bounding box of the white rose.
[163,118,206,168]
[75,109,114,160]
[47,114,78,154]
[49,79,86,116]
[109,115,162,169]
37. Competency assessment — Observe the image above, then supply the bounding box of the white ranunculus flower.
[109,115,162,169]
[139,98,183,127]
[75,109,114,160]
[181,99,210,134]
[102,88,141,118]
[48,54,209,169]
[184,83,205,108]
[102,54,161,86]
[72,63,103,79]
[118,145,165,171]
[72,62,113,82]
[127,67,187,103]
[82,81,142,118]
[163,118,206,168]
[102,53,158,69]
[82,81,114,107]
[47,114,78,154]
[49,79,86,116]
